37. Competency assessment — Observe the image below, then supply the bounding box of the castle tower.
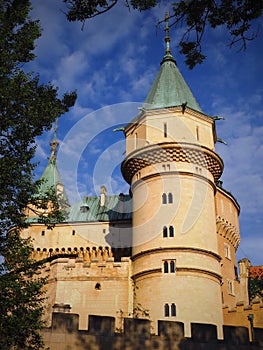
[121,15,224,337]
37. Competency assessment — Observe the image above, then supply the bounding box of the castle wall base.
[42,312,263,350]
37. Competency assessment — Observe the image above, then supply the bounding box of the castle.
[21,16,263,347]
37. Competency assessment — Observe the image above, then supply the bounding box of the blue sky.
[29,1,263,265]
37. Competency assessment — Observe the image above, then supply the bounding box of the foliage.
[0,0,76,349]
[0,233,47,350]
[63,0,263,68]
[248,277,263,302]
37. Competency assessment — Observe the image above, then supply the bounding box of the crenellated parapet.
[41,312,263,350]
[216,216,240,249]
[223,299,263,341]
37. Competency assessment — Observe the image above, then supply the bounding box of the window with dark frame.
[164,303,169,317]
[162,193,167,204]
[171,303,176,316]
[164,261,169,273]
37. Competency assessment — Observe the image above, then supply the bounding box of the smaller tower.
[238,258,251,305]
[38,118,69,209]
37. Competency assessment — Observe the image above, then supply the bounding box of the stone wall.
[223,298,263,341]
[42,312,263,350]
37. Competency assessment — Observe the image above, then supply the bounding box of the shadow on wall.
[42,313,263,350]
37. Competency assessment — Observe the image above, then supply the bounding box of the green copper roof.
[38,150,69,205]
[142,53,202,112]
[66,194,132,222]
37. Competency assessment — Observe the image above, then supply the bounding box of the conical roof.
[38,136,69,206]
[142,53,202,112]
[38,151,62,192]
[142,13,201,112]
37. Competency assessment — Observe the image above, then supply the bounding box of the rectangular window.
[224,243,231,260]
[41,230,45,236]
[227,280,234,295]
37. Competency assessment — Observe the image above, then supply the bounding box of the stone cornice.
[176,267,222,282]
[131,170,216,193]
[131,267,221,282]
[131,247,221,262]
[131,268,162,280]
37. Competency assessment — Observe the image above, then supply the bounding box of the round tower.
[121,15,224,337]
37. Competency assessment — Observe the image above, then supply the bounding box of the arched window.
[162,193,167,204]
[169,226,174,237]
[164,303,169,317]
[95,283,101,290]
[170,261,175,273]
[168,192,173,203]
[163,226,168,238]
[171,304,176,316]
[164,261,169,273]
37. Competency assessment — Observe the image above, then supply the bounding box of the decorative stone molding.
[216,216,240,249]
[32,245,114,262]
[121,142,223,184]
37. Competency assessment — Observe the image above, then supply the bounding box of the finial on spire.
[160,12,176,65]
[164,12,171,55]
[50,118,59,162]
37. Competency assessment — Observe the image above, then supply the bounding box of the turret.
[121,14,224,337]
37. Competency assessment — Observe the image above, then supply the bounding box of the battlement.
[42,312,263,350]
[223,299,263,340]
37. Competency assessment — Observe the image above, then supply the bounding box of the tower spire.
[161,12,176,65]
[164,12,171,55]
[49,118,59,163]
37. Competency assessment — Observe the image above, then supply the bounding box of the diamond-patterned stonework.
[121,142,223,184]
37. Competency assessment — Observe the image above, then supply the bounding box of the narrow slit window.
[164,123,167,138]
[135,133,138,148]
[170,261,175,273]
[164,303,169,317]
[196,126,199,141]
